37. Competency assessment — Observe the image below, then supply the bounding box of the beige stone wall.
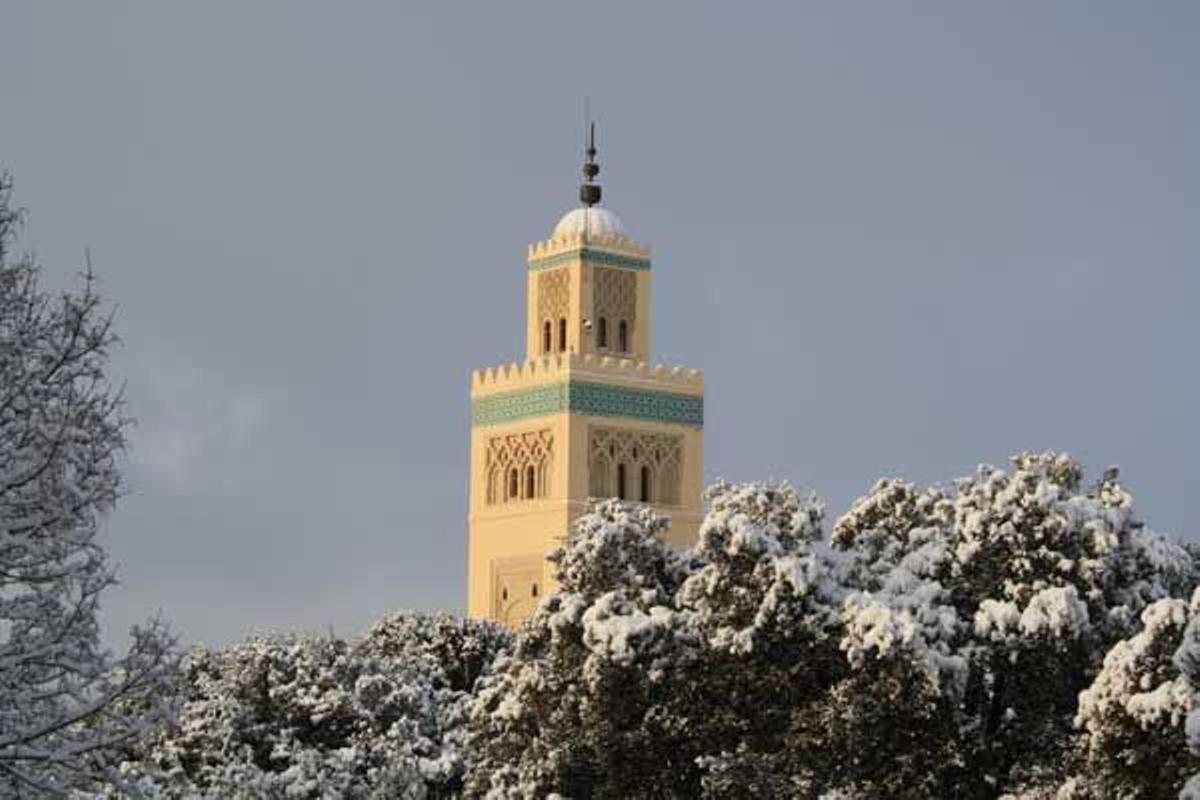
[525,229,652,362]
[466,501,572,620]
[471,226,701,627]
[468,367,704,624]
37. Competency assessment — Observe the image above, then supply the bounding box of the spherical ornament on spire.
[551,120,635,238]
[580,121,602,207]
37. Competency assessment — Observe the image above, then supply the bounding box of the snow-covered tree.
[117,612,509,799]
[678,481,849,796]
[361,610,512,697]
[1065,591,1199,798]
[466,455,1192,798]
[832,452,1194,795]
[686,481,968,797]
[468,487,846,797]
[679,479,833,656]
[0,175,178,795]
[466,500,703,798]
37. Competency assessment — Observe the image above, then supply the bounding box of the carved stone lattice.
[588,426,682,506]
[485,429,553,505]
[592,267,636,344]
[537,269,570,328]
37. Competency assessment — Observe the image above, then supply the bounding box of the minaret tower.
[467,126,705,626]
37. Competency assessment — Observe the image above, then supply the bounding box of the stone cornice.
[528,247,651,273]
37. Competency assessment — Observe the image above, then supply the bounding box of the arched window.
[487,466,501,505]
[525,465,536,500]
[597,317,608,348]
[531,583,539,598]
[617,463,627,500]
[508,468,519,501]
[543,321,552,354]
[559,318,568,352]
[618,320,629,353]
[589,455,610,498]
[640,466,651,503]
[660,462,679,506]
[502,587,509,601]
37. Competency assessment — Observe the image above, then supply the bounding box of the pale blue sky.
[2,2,1196,646]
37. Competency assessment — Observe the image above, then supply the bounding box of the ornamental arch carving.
[537,268,570,348]
[485,429,553,505]
[588,426,682,506]
[592,267,636,351]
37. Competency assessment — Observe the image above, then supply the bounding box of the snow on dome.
[553,207,628,239]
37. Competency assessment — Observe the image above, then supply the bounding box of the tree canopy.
[3,175,1196,798]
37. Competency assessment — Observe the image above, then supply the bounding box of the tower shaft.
[466,133,705,626]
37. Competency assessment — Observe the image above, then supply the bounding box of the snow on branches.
[0,175,179,796]
[115,612,510,799]
[1068,593,1198,797]
[466,454,1195,798]
[679,481,839,656]
[833,452,1190,647]
[830,452,1195,794]
[5,175,1195,798]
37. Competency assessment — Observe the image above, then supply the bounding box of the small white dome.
[552,207,628,239]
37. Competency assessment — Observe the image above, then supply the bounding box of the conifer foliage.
[102,456,1199,799]
[115,613,510,798]
[5,173,1198,798]
[467,455,1198,799]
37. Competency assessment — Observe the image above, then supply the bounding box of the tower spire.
[580,120,601,208]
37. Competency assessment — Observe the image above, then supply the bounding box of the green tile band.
[473,383,568,426]
[473,381,702,428]
[528,247,651,272]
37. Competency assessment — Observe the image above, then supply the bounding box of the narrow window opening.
[543,321,552,354]
[618,320,629,353]
[531,584,539,598]
[558,318,568,352]
[487,467,498,505]
[502,587,509,601]
[598,317,608,348]
[508,468,519,501]
[640,466,651,503]
[617,463,627,500]
[525,465,536,500]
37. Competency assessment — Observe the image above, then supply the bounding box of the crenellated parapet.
[471,353,704,429]
[472,352,703,397]
[528,230,651,272]
[471,353,570,393]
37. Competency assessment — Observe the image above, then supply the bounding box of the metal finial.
[580,119,601,207]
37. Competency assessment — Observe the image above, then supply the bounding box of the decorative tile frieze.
[473,384,567,427]
[528,247,651,273]
[472,381,703,428]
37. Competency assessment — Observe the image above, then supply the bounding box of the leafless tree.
[0,174,178,796]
